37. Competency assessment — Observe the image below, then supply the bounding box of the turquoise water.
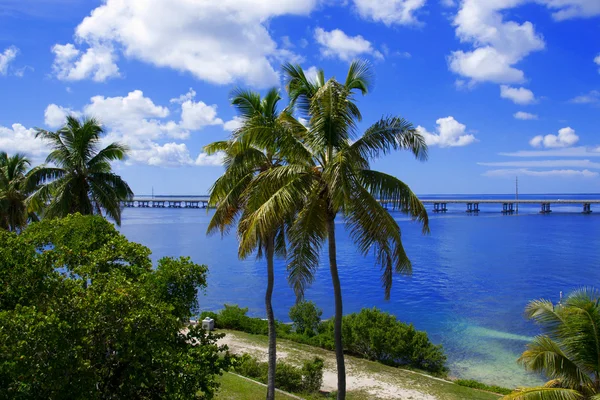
[118,194,600,387]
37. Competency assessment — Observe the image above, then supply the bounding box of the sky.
[0,0,599,195]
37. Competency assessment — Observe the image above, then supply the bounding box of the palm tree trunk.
[327,215,346,399]
[265,235,277,400]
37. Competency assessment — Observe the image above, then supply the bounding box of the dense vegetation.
[503,288,600,400]
[202,303,447,375]
[233,354,324,395]
[0,214,231,399]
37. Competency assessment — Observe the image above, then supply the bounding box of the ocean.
[118,194,600,388]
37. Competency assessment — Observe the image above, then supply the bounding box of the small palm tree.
[32,116,133,225]
[240,61,430,399]
[205,88,303,400]
[0,152,40,231]
[503,288,600,400]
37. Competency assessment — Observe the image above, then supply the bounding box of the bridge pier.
[502,203,515,214]
[540,203,552,214]
[583,203,592,214]
[467,203,480,213]
[433,202,447,213]
[152,200,165,208]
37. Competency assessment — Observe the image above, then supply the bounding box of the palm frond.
[501,387,583,400]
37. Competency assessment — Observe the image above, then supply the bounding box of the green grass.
[220,329,502,400]
[215,372,299,399]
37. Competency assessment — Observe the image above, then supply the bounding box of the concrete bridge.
[123,197,599,214]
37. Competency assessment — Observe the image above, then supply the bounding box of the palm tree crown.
[32,116,133,225]
[0,152,40,231]
[504,288,600,400]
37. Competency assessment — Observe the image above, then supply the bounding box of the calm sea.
[118,194,600,388]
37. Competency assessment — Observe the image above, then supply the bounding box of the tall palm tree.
[205,88,305,400]
[32,116,133,226]
[503,288,600,400]
[0,152,40,231]
[240,61,430,399]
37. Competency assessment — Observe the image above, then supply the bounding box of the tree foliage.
[0,214,230,399]
[31,116,133,226]
[503,288,600,400]
[289,300,323,337]
[0,152,41,231]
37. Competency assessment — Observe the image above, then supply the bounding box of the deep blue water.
[118,194,600,388]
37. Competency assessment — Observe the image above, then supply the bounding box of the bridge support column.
[474,203,480,213]
[583,203,592,214]
[441,203,447,212]
[466,203,473,213]
[433,203,440,213]
[502,203,515,214]
[540,203,552,214]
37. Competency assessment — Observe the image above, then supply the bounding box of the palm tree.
[205,88,305,400]
[503,288,600,400]
[0,152,40,231]
[239,61,430,399]
[32,116,133,226]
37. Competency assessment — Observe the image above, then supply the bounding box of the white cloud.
[479,159,600,168]
[529,127,579,148]
[0,46,18,76]
[569,90,600,104]
[51,43,120,82]
[0,123,49,158]
[514,111,539,120]
[314,28,383,61]
[352,0,427,26]
[500,147,600,157]
[416,116,477,148]
[195,152,225,166]
[51,0,317,87]
[500,85,536,105]
[441,0,456,7]
[448,0,545,84]
[595,54,600,72]
[483,168,598,178]
[538,0,600,20]
[224,116,244,132]
[45,89,225,167]
[44,104,82,128]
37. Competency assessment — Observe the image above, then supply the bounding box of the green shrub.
[340,308,447,374]
[454,379,512,395]
[232,354,324,394]
[275,363,303,393]
[289,301,323,337]
[301,357,325,393]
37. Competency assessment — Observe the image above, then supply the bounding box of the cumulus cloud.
[314,28,383,61]
[538,0,600,20]
[595,54,600,72]
[51,43,120,82]
[529,127,579,148]
[50,0,316,87]
[514,111,539,120]
[351,0,427,26]
[44,104,82,128]
[416,116,477,147]
[0,46,18,76]
[500,85,536,105]
[44,89,226,167]
[483,168,598,178]
[0,123,49,158]
[224,116,244,132]
[448,1,545,85]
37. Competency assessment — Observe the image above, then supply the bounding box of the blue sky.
[1,0,599,195]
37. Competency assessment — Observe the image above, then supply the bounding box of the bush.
[204,304,270,335]
[454,379,512,395]
[301,357,325,393]
[289,301,323,337]
[232,354,324,394]
[340,308,447,374]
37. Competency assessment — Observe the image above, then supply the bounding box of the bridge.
[123,197,598,214]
